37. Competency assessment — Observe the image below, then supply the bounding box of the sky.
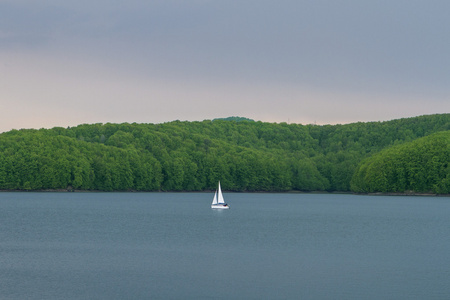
[1,0,449,132]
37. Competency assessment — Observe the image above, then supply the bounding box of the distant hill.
[213,116,255,122]
[0,113,448,193]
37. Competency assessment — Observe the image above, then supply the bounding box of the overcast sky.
[1,0,449,132]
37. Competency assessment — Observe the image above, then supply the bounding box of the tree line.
[0,113,448,193]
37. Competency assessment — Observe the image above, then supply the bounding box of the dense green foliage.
[0,114,448,192]
[351,131,450,194]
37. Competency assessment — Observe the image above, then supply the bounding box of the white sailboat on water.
[211,181,229,209]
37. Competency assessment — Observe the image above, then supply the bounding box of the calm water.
[1,192,449,299]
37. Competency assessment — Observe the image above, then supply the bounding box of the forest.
[0,113,448,194]
[351,131,449,194]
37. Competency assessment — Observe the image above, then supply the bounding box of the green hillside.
[351,131,450,194]
[0,114,448,193]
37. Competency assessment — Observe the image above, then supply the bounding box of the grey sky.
[1,0,449,132]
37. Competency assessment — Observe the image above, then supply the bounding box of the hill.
[351,131,450,194]
[0,114,448,192]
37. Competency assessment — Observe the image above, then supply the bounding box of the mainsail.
[217,181,225,204]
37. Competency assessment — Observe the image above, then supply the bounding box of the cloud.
[0,0,449,132]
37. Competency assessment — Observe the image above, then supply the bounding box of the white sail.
[212,191,218,205]
[217,181,225,204]
[211,181,229,209]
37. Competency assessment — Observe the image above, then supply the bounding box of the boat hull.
[211,204,230,209]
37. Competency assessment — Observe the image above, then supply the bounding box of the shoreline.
[0,189,448,197]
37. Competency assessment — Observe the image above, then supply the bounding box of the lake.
[1,192,449,299]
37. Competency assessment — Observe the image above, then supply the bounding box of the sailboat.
[211,181,229,209]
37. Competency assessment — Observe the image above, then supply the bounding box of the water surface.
[1,193,449,299]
